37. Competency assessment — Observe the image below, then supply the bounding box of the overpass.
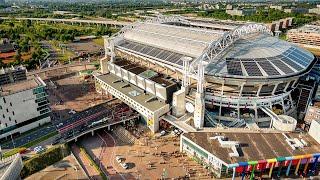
[0,17,130,27]
[61,113,140,143]
[27,61,96,76]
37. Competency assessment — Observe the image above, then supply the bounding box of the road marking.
[103,130,126,180]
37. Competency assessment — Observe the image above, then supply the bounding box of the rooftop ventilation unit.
[210,136,240,157]
[282,133,307,150]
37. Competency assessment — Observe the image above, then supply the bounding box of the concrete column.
[232,167,236,180]
[254,103,258,119]
[256,84,263,96]
[272,84,278,95]
[281,98,286,114]
[193,92,205,129]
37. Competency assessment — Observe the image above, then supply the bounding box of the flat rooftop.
[289,24,320,34]
[96,73,168,112]
[183,132,320,164]
[113,59,175,87]
[0,78,41,96]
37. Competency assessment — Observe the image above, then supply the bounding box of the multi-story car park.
[95,15,317,132]
[0,75,51,140]
[288,22,320,49]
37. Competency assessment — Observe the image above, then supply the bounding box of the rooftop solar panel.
[116,40,188,67]
[271,60,294,74]
[280,56,304,71]
[226,60,243,76]
[242,61,263,76]
[257,61,280,76]
[140,46,153,54]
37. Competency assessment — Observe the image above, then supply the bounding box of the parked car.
[34,146,45,154]
[120,162,129,169]
[56,122,63,128]
[116,156,124,163]
[68,109,76,114]
[160,130,166,136]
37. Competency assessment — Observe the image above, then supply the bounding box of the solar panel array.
[242,61,263,76]
[223,47,314,77]
[226,60,243,76]
[117,40,186,67]
[257,61,280,76]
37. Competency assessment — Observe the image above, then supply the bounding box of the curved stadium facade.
[96,16,317,131]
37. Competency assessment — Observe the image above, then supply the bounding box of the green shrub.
[20,144,70,178]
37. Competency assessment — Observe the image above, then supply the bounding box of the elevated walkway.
[259,106,296,132]
[62,113,140,142]
[162,114,197,133]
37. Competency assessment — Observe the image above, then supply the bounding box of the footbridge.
[259,106,297,132]
[61,113,140,143]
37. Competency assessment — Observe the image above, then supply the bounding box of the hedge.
[79,145,108,180]
[20,144,70,178]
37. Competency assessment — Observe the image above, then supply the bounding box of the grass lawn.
[48,40,75,62]
[93,37,104,46]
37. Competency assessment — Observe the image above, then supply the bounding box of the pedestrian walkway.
[71,144,103,180]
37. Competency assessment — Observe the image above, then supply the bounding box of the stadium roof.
[113,16,315,79]
[207,33,315,78]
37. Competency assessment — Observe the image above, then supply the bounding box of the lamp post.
[10,133,15,149]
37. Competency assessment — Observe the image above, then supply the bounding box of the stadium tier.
[95,15,317,133]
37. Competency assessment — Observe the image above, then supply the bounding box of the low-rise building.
[0,66,27,86]
[226,9,256,16]
[284,8,309,14]
[0,76,51,140]
[309,7,320,15]
[304,102,320,125]
[309,120,320,144]
[270,5,283,10]
[287,23,320,49]
[180,131,320,179]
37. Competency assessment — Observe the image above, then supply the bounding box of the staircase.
[204,110,220,127]
[297,88,312,113]
[112,126,136,145]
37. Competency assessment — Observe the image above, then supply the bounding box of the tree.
[0,58,5,68]
[14,50,22,63]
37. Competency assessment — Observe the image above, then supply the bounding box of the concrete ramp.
[162,115,197,133]
[259,106,296,132]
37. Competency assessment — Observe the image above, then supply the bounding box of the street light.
[10,133,15,149]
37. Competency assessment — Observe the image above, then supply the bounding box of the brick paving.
[71,144,103,180]
[81,126,212,180]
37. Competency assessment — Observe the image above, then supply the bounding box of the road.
[97,130,127,180]
[1,124,56,149]
[0,17,129,27]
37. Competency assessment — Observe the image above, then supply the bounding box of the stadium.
[95,15,318,133]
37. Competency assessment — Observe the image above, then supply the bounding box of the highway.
[0,17,130,27]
